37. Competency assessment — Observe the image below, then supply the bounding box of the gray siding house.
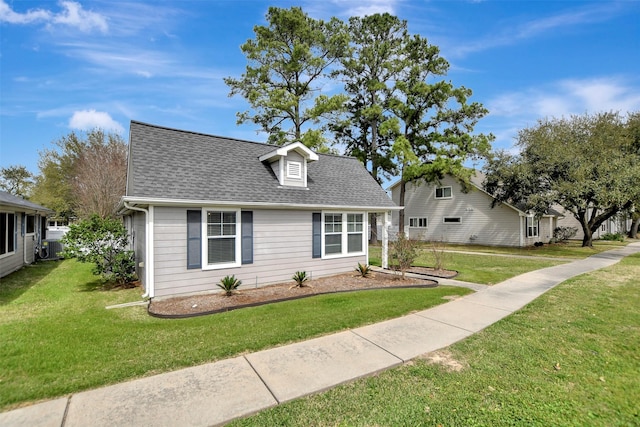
[0,191,52,278]
[389,173,561,247]
[119,121,399,299]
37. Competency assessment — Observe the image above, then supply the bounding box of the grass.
[369,245,568,284]
[230,253,640,426]
[0,259,471,411]
[442,239,632,258]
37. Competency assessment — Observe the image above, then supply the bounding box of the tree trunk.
[629,216,640,239]
[370,213,378,245]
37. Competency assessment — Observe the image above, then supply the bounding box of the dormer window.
[259,142,319,189]
[287,160,302,179]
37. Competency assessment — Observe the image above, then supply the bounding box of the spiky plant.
[217,275,241,296]
[292,271,309,287]
[355,263,372,277]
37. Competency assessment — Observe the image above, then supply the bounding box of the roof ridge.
[130,120,269,148]
[129,120,359,161]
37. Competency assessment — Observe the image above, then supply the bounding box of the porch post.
[382,211,389,269]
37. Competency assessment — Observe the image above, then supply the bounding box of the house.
[0,191,53,278]
[388,172,562,247]
[118,121,399,299]
[555,207,633,241]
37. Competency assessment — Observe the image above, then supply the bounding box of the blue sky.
[1,0,639,181]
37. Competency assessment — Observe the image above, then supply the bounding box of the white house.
[388,172,562,247]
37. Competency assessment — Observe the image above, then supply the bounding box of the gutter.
[123,202,153,299]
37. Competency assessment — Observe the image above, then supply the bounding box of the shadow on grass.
[0,260,63,305]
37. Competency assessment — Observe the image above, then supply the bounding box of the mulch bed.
[148,270,440,318]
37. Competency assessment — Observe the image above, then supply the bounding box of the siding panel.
[152,207,368,297]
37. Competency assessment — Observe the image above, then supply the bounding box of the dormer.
[259,142,319,188]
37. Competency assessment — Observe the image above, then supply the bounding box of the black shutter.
[241,211,253,264]
[312,212,321,258]
[186,210,201,269]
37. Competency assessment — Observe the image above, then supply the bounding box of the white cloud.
[0,0,107,33]
[449,3,622,58]
[488,77,640,119]
[0,0,50,23]
[306,0,399,19]
[51,1,108,33]
[69,110,124,133]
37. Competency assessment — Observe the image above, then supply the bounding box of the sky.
[1,0,639,183]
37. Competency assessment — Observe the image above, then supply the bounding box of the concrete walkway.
[2,243,639,427]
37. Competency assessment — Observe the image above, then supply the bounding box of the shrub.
[534,241,544,247]
[61,215,136,286]
[430,240,448,271]
[553,226,578,242]
[600,232,625,242]
[391,233,420,279]
[292,271,309,287]
[217,275,241,296]
[355,263,371,277]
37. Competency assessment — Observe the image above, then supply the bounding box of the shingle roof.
[0,191,53,213]
[126,121,396,209]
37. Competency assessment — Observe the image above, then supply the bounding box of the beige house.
[118,121,399,299]
[388,172,561,247]
[0,191,52,278]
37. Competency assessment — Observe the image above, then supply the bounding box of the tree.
[224,6,348,151]
[483,112,640,247]
[31,129,127,220]
[388,34,492,234]
[0,165,34,198]
[330,14,409,243]
[61,215,136,286]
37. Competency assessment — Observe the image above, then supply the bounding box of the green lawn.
[0,259,471,411]
[369,245,568,284]
[231,253,640,426]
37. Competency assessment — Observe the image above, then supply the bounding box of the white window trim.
[443,216,462,224]
[286,160,303,179]
[321,211,367,259]
[526,216,539,238]
[409,217,428,228]
[201,208,242,270]
[435,186,452,199]
[0,211,16,259]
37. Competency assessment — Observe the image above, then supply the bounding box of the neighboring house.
[0,191,53,278]
[118,121,399,299]
[388,172,562,247]
[556,207,633,241]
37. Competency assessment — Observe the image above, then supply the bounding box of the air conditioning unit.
[40,240,65,260]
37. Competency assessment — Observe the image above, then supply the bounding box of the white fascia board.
[258,142,319,162]
[121,196,403,212]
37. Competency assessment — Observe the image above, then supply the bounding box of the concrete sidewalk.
[3,243,639,427]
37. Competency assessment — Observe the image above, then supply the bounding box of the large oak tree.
[483,112,640,247]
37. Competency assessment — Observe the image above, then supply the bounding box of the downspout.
[124,202,153,299]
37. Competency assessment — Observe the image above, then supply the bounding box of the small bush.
[61,215,136,286]
[534,241,544,247]
[355,263,372,277]
[600,232,625,242]
[391,233,420,279]
[217,275,241,296]
[292,271,309,287]
[553,226,578,242]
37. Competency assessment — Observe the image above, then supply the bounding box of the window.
[322,212,366,257]
[443,217,461,224]
[526,217,539,238]
[204,210,240,268]
[347,214,363,253]
[324,213,342,255]
[1,212,16,256]
[286,160,302,179]
[26,215,35,234]
[435,186,452,199]
[409,217,428,228]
